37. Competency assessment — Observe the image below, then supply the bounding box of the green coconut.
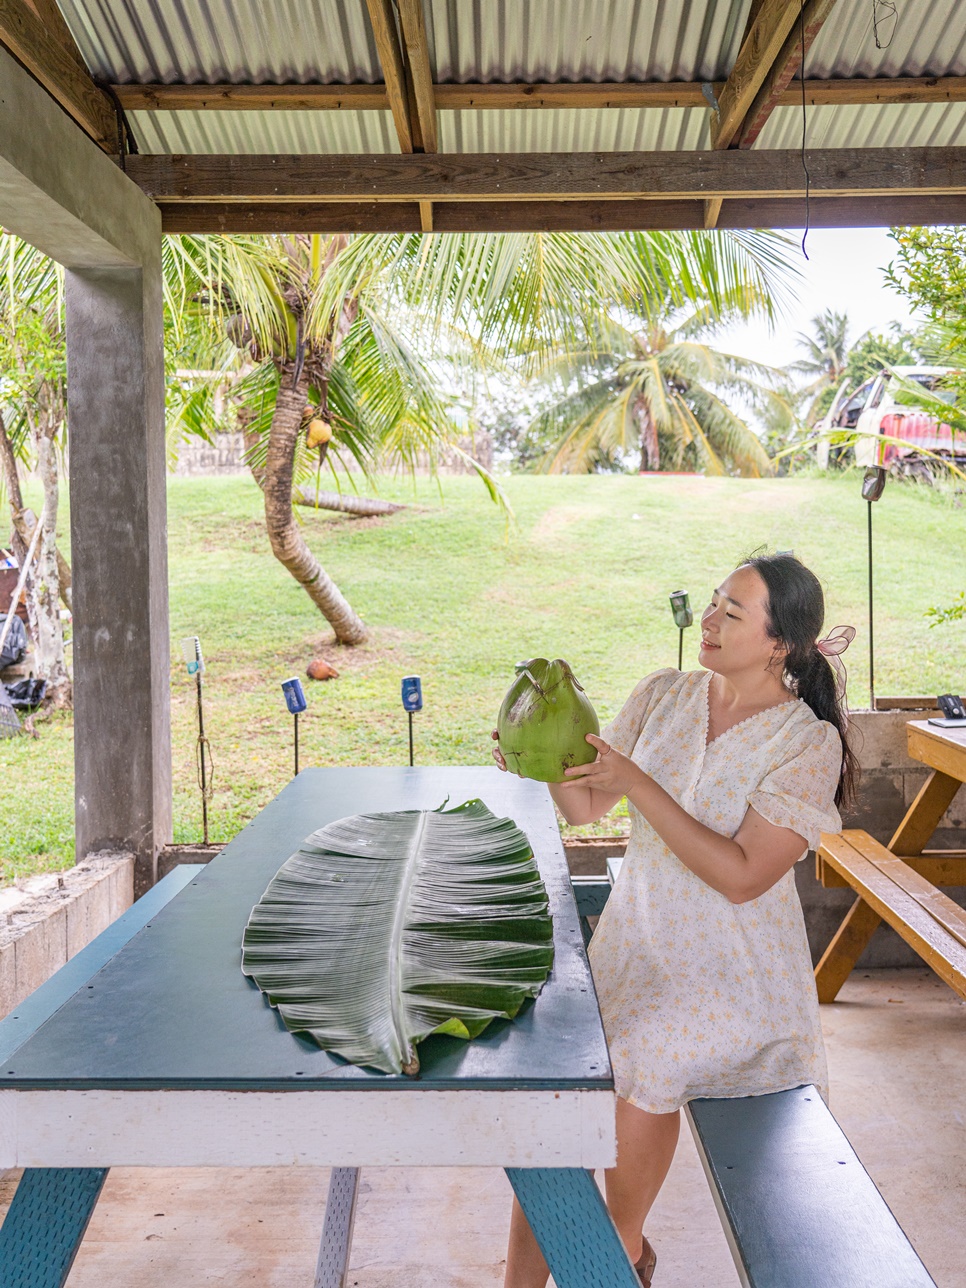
[497,658,600,783]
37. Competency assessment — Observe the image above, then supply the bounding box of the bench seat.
[687,1086,935,1288]
[815,829,966,1003]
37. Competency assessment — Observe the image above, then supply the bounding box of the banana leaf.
[241,798,554,1075]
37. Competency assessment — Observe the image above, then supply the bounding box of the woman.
[496,552,856,1288]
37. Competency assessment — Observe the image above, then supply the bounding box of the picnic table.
[0,766,642,1288]
[815,719,966,1002]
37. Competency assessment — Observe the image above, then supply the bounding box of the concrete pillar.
[0,45,170,893]
[66,259,171,893]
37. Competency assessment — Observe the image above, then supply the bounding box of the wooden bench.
[815,829,966,1004]
[0,866,203,1288]
[570,867,936,1287]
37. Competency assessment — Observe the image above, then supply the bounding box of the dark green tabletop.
[1,767,611,1092]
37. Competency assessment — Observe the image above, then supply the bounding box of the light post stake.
[669,591,694,671]
[861,467,887,710]
[401,676,423,766]
[182,637,213,845]
[282,677,308,778]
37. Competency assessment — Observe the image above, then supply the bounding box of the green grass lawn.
[2,469,964,881]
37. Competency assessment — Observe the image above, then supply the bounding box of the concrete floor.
[1,968,964,1287]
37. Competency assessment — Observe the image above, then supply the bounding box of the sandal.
[634,1235,657,1287]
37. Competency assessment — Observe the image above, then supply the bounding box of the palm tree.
[3,227,798,654]
[791,309,851,425]
[525,301,784,476]
[169,228,795,638]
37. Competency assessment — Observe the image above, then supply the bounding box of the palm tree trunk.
[635,394,660,471]
[293,487,405,517]
[31,426,71,706]
[263,371,368,645]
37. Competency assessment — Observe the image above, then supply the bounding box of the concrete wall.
[0,854,134,1020]
[563,709,966,969]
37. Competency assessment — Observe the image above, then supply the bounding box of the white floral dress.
[588,667,842,1113]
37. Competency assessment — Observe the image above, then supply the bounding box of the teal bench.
[0,866,203,1288]
[570,869,936,1288]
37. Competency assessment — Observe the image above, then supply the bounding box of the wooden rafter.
[395,0,436,231]
[705,0,837,226]
[157,194,966,235]
[712,0,808,149]
[0,0,116,147]
[364,0,413,152]
[363,0,437,229]
[396,0,436,152]
[737,0,838,148]
[126,147,966,204]
[111,76,966,113]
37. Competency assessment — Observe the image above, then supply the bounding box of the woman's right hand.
[490,728,508,772]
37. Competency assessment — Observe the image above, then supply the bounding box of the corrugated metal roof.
[129,108,399,154]
[439,107,710,152]
[53,0,966,156]
[57,0,382,84]
[760,101,966,150]
[426,0,747,83]
[59,0,751,86]
[128,106,711,155]
[805,0,966,79]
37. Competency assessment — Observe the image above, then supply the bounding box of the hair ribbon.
[816,624,855,700]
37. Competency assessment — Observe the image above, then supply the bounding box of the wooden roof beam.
[394,0,436,229]
[705,0,837,226]
[111,77,966,113]
[363,0,414,152]
[158,194,966,235]
[737,0,838,148]
[126,146,966,203]
[396,0,437,153]
[712,0,810,149]
[363,0,436,228]
[0,0,117,148]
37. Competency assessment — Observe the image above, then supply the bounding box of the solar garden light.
[181,637,213,844]
[861,466,888,710]
[281,676,307,777]
[401,676,423,767]
[669,591,693,671]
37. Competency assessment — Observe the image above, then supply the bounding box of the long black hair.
[742,552,858,810]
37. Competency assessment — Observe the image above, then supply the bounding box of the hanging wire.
[799,0,811,260]
[872,0,899,49]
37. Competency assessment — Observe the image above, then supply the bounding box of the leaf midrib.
[387,809,430,1070]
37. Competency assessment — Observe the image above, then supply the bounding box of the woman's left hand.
[562,734,646,795]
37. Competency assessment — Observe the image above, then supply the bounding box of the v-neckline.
[703,670,798,749]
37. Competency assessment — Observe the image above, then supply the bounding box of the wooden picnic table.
[0,766,641,1288]
[814,719,966,1003]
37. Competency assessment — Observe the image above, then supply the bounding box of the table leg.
[889,770,962,856]
[0,1167,108,1288]
[814,897,883,1003]
[314,1166,360,1288]
[505,1167,640,1288]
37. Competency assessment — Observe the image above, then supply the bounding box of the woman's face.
[698,566,786,679]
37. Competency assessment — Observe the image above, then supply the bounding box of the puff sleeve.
[747,719,843,854]
[602,668,681,758]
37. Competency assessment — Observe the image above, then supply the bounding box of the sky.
[713,226,917,374]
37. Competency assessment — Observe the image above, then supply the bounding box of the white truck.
[815,366,962,475]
